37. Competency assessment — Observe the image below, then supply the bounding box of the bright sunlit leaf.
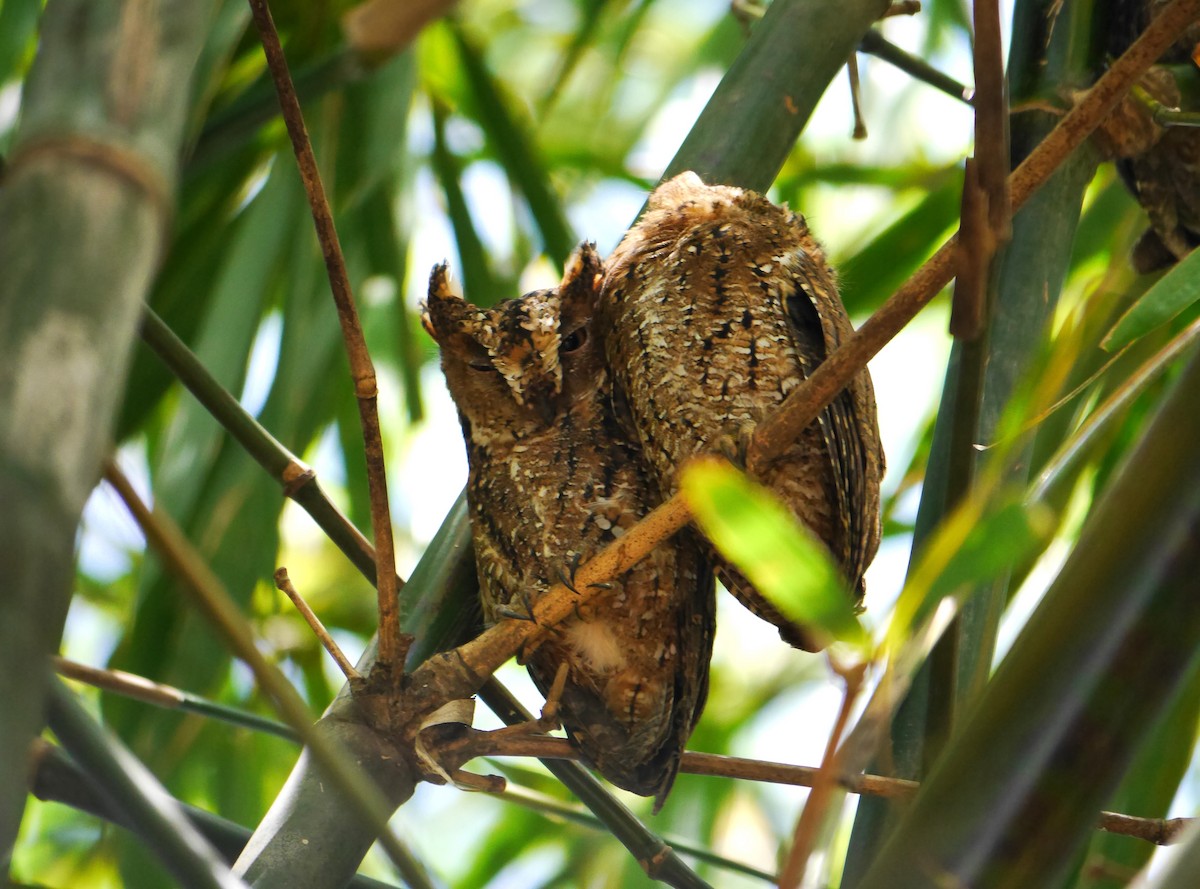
[1103,247,1200,351]
[679,457,870,654]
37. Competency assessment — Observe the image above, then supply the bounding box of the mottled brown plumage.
[599,172,884,651]
[1101,0,1200,272]
[422,243,715,808]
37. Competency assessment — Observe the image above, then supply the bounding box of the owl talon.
[587,581,614,591]
[715,425,755,469]
[497,605,536,623]
[555,566,579,594]
[555,552,584,594]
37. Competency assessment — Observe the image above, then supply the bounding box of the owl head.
[422,242,605,442]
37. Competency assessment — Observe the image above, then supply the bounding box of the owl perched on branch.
[422,244,715,808]
[599,172,884,651]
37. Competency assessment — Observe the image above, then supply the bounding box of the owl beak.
[531,391,557,426]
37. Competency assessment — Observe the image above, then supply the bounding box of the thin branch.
[496,786,778,883]
[952,0,1010,339]
[432,732,1193,846]
[101,460,433,888]
[859,30,974,104]
[972,0,1011,237]
[53,656,299,741]
[848,55,869,140]
[246,0,403,678]
[779,662,866,888]
[275,567,362,682]
[139,308,385,587]
[409,495,694,704]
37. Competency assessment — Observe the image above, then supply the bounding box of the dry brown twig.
[952,0,1011,339]
[427,729,1192,846]
[779,660,867,888]
[274,568,362,682]
[246,0,405,683]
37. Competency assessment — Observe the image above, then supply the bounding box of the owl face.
[422,243,605,445]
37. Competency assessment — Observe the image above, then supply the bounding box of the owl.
[1101,0,1200,272]
[422,243,715,808]
[598,172,884,651]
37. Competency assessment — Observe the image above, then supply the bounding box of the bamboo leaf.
[680,457,869,653]
[449,22,576,266]
[1103,247,1200,351]
[856,349,1200,889]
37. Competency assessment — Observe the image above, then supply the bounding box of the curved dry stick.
[247,0,403,676]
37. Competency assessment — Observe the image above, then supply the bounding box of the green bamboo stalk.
[855,341,1200,887]
[46,680,248,889]
[33,739,402,887]
[665,0,890,190]
[842,0,1102,877]
[0,0,217,858]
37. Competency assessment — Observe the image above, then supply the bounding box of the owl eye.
[561,325,588,354]
[468,357,498,373]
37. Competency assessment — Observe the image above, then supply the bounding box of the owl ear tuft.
[423,262,472,341]
[559,242,603,312]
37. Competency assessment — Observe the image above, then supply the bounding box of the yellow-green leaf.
[679,457,869,653]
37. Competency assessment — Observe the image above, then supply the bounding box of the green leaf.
[0,0,40,88]
[1103,246,1200,351]
[889,491,1055,651]
[679,457,869,653]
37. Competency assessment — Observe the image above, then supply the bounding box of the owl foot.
[715,423,756,469]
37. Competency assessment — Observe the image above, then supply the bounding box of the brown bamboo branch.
[246,0,403,678]
[407,495,694,705]
[53,656,181,710]
[779,662,866,888]
[275,567,361,682]
[972,0,1011,237]
[431,731,1191,846]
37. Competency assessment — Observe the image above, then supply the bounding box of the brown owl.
[422,243,715,808]
[599,172,884,651]
[1101,0,1200,273]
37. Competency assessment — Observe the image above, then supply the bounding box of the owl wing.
[784,270,878,597]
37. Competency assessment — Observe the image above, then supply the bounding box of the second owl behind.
[599,171,885,651]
